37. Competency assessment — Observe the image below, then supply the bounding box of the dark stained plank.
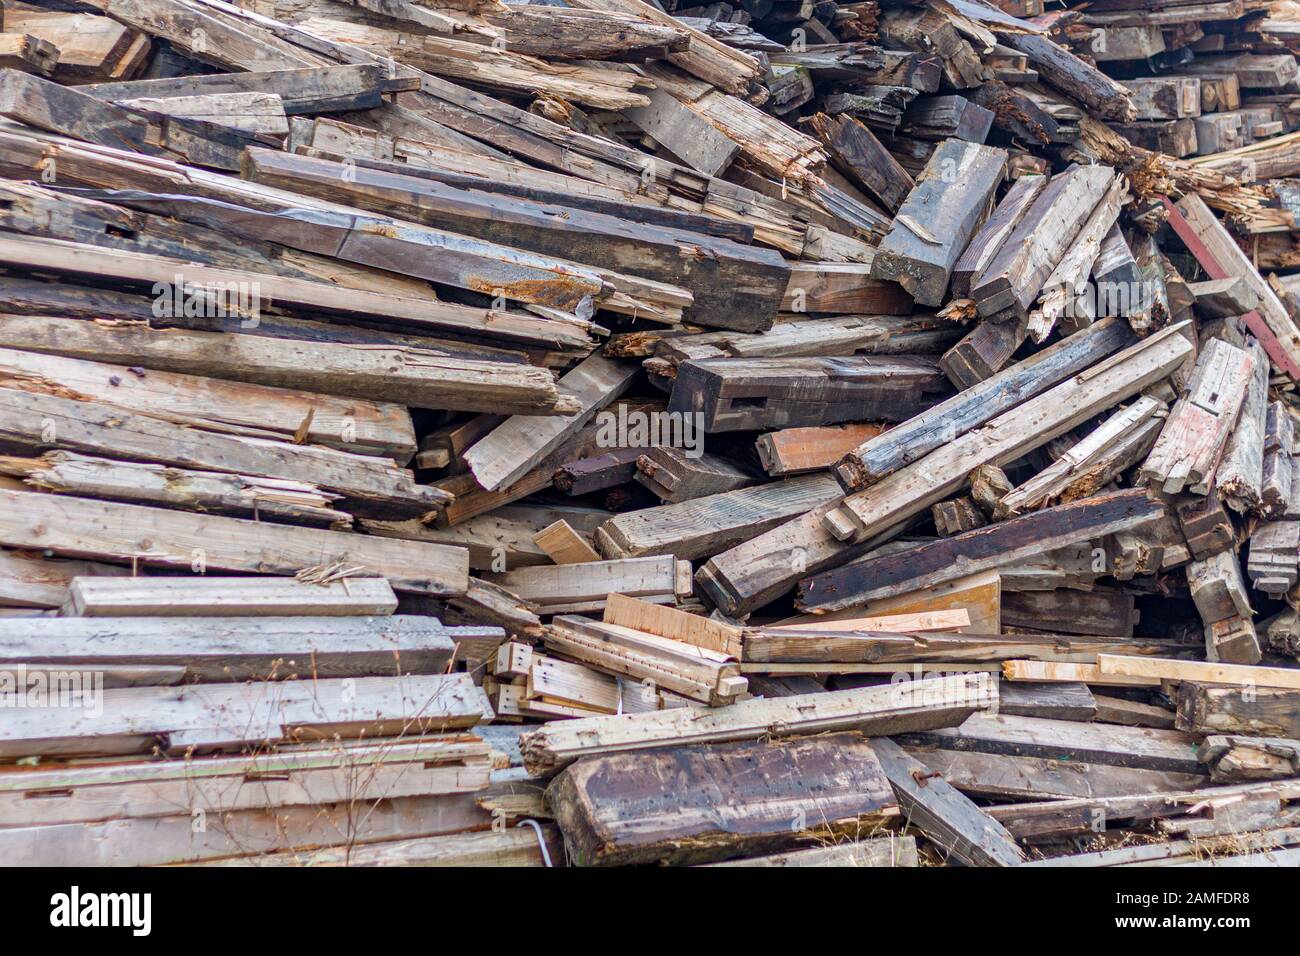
[545,733,899,865]
[799,489,1165,612]
[668,355,946,432]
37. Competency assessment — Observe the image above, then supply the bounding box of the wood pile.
[2,0,1300,869]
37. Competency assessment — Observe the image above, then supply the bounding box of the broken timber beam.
[800,489,1165,612]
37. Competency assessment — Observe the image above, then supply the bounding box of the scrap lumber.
[463,355,638,492]
[0,614,485,681]
[740,631,1171,668]
[597,474,844,561]
[1166,194,1300,380]
[1261,403,1295,518]
[543,614,744,706]
[868,139,1007,306]
[998,32,1136,121]
[1003,659,1160,688]
[755,423,885,477]
[546,734,898,866]
[1199,735,1300,783]
[860,569,1003,635]
[995,681,1097,721]
[0,33,59,77]
[0,389,444,519]
[624,86,739,177]
[969,164,1117,320]
[1,0,1299,871]
[807,111,914,213]
[1122,77,1202,120]
[243,146,789,332]
[487,555,688,615]
[603,593,744,659]
[835,317,1138,490]
[0,344,415,461]
[905,747,1205,800]
[1248,521,1300,596]
[1178,684,1300,738]
[0,737,491,830]
[1216,337,1269,512]
[3,9,146,82]
[656,314,953,364]
[62,576,397,617]
[1139,337,1254,494]
[1187,550,1255,630]
[871,738,1025,867]
[554,449,642,496]
[989,779,1300,843]
[635,447,755,502]
[0,673,488,759]
[1001,588,1138,637]
[0,789,508,867]
[823,325,1194,542]
[993,396,1165,518]
[693,499,904,617]
[0,315,571,415]
[204,827,562,868]
[950,173,1046,298]
[0,488,469,596]
[532,520,602,565]
[1192,277,1261,320]
[1029,172,1128,341]
[0,229,589,350]
[82,63,410,113]
[781,262,914,315]
[900,713,1203,774]
[1099,654,1300,690]
[0,549,129,609]
[667,355,945,432]
[705,835,918,868]
[519,672,996,774]
[1092,694,1176,729]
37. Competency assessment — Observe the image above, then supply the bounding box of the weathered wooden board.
[1178,683,1300,738]
[0,737,490,827]
[871,738,1024,866]
[62,576,398,618]
[0,614,480,682]
[824,325,1193,541]
[596,474,843,561]
[835,317,1138,490]
[703,835,918,867]
[904,747,1206,800]
[899,713,1203,774]
[520,672,996,774]
[0,673,488,759]
[0,488,469,596]
[869,139,1007,306]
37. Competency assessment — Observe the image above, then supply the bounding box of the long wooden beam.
[0,488,470,596]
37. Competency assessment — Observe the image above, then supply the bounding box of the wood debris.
[0,0,1298,871]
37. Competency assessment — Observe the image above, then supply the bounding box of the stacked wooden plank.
[2,0,1300,869]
